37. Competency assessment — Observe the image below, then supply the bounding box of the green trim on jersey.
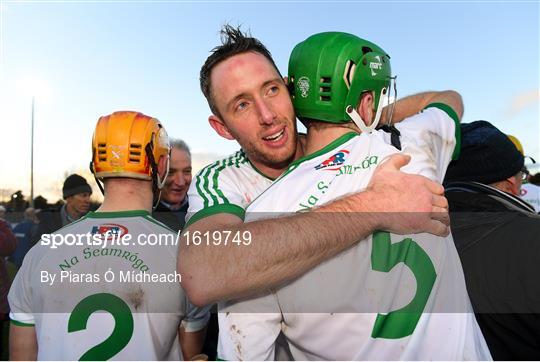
[195,151,250,208]
[11,319,35,327]
[424,103,461,160]
[246,157,276,181]
[186,204,245,227]
[288,132,358,170]
[143,215,177,233]
[85,210,150,218]
[250,132,359,206]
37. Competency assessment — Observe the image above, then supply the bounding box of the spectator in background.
[529,172,540,186]
[0,205,7,221]
[0,206,17,347]
[10,208,40,268]
[34,174,92,241]
[444,120,540,359]
[508,134,540,213]
[153,139,192,231]
[151,139,220,359]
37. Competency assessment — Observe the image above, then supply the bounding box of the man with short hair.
[445,120,540,359]
[9,111,209,360]
[153,139,192,230]
[179,26,450,309]
[215,31,490,360]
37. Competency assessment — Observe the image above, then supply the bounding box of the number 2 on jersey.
[68,293,134,360]
[370,231,436,339]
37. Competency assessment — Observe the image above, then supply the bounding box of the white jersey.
[520,183,540,213]
[218,105,491,360]
[9,210,209,361]
[186,150,273,225]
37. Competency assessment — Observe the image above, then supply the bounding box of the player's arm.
[179,153,449,306]
[10,324,37,360]
[382,90,464,123]
[179,325,207,360]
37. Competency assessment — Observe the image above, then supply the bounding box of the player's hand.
[363,153,450,237]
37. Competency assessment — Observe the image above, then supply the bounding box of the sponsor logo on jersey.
[315,149,350,171]
[90,223,128,240]
[520,188,528,196]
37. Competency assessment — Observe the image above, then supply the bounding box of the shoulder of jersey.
[193,150,251,180]
[197,150,249,173]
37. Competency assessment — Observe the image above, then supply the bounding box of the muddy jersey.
[9,210,209,360]
[218,104,491,360]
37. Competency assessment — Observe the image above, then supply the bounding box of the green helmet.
[289,32,393,132]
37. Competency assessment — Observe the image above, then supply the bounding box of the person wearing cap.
[444,120,540,359]
[33,174,92,243]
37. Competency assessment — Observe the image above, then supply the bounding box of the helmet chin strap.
[146,143,171,210]
[156,155,170,190]
[345,87,388,134]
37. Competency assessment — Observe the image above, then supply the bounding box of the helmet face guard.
[91,111,170,190]
[289,32,396,132]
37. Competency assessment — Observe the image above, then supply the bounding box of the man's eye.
[268,86,279,95]
[236,101,248,111]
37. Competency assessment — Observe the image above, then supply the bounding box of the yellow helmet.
[91,111,170,189]
[507,135,524,156]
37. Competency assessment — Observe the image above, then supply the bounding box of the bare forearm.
[10,325,38,360]
[180,154,449,306]
[179,327,206,360]
[179,193,378,306]
[382,90,463,124]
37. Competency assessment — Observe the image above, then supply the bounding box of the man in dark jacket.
[34,174,92,242]
[444,120,540,360]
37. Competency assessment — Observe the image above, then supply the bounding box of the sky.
[0,0,538,203]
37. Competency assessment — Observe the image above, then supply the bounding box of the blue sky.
[0,0,538,201]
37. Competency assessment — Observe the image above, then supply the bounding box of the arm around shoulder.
[383,90,463,123]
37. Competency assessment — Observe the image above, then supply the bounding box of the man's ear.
[506,175,521,196]
[283,76,288,84]
[357,92,375,126]
[208,115,234,140]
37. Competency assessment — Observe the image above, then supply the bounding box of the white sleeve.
[186,162,247,226]
[396,104,460,183]
[8,247,36,326]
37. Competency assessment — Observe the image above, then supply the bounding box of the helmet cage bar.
[385,75,398,125]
